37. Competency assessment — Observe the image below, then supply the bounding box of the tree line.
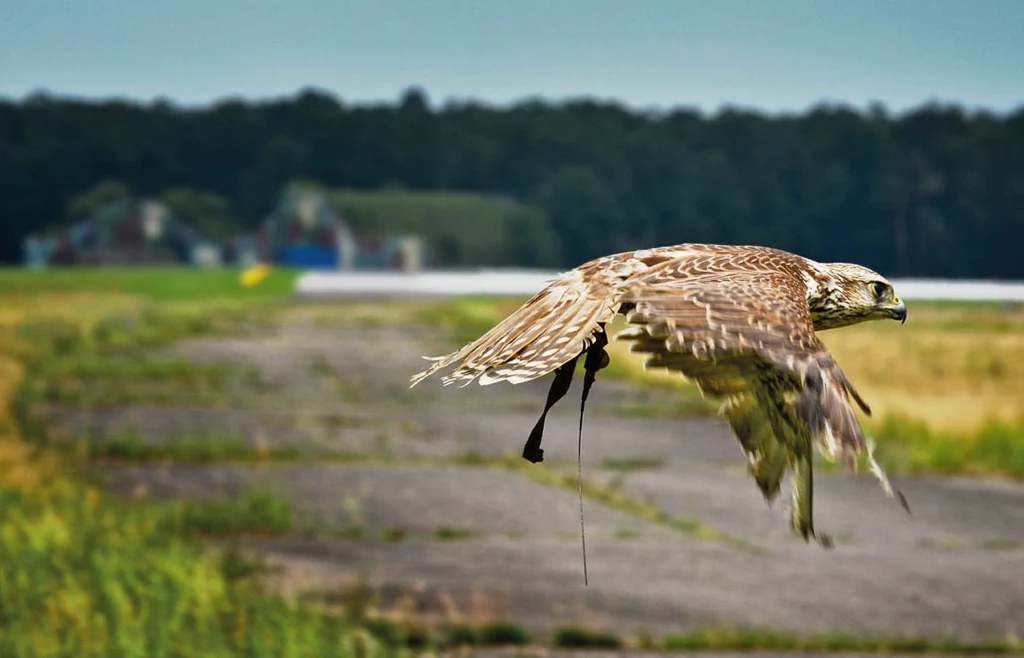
[2,87,1022,277]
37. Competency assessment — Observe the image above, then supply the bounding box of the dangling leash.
[522,325,610,464]
[521,325,610,585]
[521,355,579,464]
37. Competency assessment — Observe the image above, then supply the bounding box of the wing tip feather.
[409,353,456,387]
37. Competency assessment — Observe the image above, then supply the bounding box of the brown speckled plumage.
[410,243,908,545]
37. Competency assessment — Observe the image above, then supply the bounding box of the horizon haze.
[2,0,1022,115]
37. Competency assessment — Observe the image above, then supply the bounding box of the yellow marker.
[240,264,272,287]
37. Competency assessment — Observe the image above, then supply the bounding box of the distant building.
[253,186,424,271]
[25,186,426,271]
[23,199,221,268]
[258,187,352,269]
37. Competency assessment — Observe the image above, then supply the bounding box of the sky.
[1,0,1022,115]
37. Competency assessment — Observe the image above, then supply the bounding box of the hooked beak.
[889,298,907,324]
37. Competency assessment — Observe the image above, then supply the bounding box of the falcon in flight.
[410,243,909,546]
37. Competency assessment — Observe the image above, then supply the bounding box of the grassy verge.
[6,297,279,446]
[873,414,1024,479]
[24,356,257,408]
[0,272,399,657]
[659,626,1022,654]
[599,456,666,471]
[12,311,268,418]
[0,482,400,658]
[553,625,623,648]
[172,488,294,537]
[78,429,304,463]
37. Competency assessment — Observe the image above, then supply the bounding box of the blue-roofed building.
[254,186,423,271]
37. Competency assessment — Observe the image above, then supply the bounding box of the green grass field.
[0,266,301,300]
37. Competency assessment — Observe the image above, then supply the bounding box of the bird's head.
[808,262,907,331]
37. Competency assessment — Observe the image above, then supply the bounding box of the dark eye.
[870,282,887,298]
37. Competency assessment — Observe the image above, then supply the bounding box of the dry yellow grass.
[818,302,1024,432]
[1,287,222,493]
[0,343,42,490]
[0,292,144,489]
[1,304,37,485]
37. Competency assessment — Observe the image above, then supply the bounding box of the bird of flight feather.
[410,243,910,550]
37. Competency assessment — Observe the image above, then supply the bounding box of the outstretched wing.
[409,244,765,388]
[615,264,881,541]
[409,249,656,387]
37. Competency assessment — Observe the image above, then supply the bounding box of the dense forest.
[2,87,1023,277]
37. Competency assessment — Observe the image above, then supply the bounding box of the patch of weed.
[218,543,270,582]
[515,460,754,550]
[978,538,1022,551]
[380,527,407,542]
[662,626,1022,654]
[441,624,479,647]
[80,429,303,463]
[600,456,666,471]
[553,626,623,648]
[477,621,531,646]
[614,527,640,540]
[918,537,966,550]
[32,355,252,407]
[363,618,432,650]
[452,448,488,465]
[339,526,366,540]
[433,525,481,540]
[172,487,293,536]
